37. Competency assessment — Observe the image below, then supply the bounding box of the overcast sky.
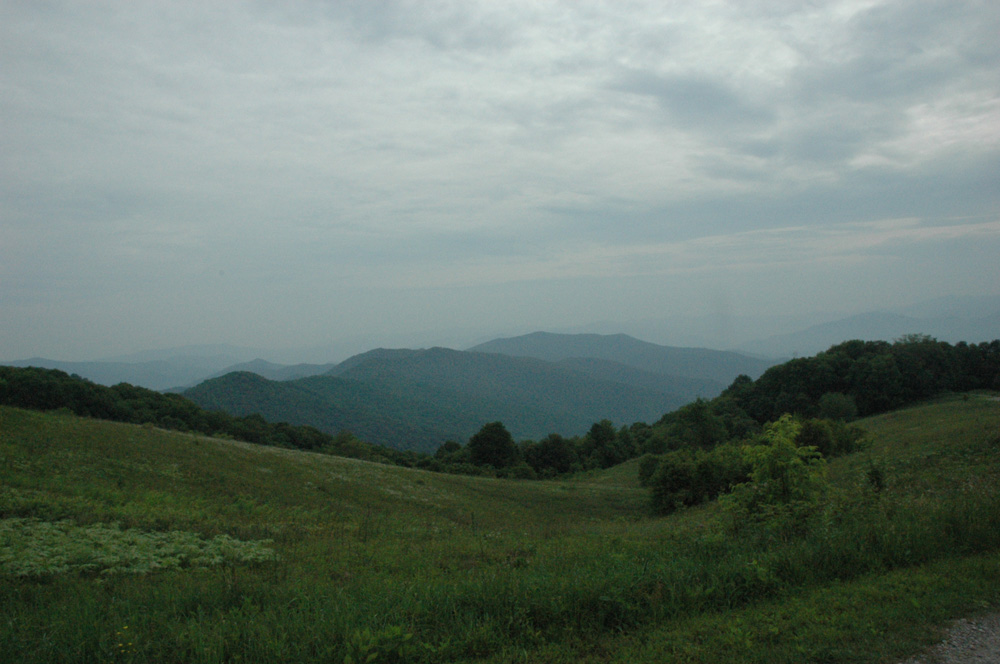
[2,0,998,361]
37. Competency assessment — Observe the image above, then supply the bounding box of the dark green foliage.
[729,337,1000,423]
[658,398,727,449]
[694,443,749,501]
[796,418,837,457]
[650,450,697,513]
[0,365,411,466]
[467,421,520,469]
[797,417,867,458]
[953,340,1000,390]
[849,352,906,415]
[648,413,863,515]
[522,433,578,477]
[637,454,663,487]
[721,415,828,537]
[710,395,761,440]
[649,444,750,514]
[627,422,659,454]
[649,396,758,455]
[580,419,623,468]
[891,334,958,401]
[497,463,538,480]
[818,391,858,421]
[434,440,462,459]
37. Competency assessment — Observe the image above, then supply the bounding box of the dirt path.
[899,612,1000,664]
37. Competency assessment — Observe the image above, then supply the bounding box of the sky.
[2,0,999,361]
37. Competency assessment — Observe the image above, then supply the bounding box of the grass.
[597,551,1000,664]
[1,392,999,662]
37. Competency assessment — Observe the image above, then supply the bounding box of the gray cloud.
[1,0,998,359]
[611,70,776,130]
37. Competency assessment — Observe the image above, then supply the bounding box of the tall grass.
[2,395,999,663]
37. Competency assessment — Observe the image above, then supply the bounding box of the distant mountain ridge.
[739,310,1000,358]
[182,334,777,452]
[205,359,338,383]
[8,296,994,391]
[185,346,696,452]
[468,332,775,384]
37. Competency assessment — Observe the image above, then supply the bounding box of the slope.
[2,395,999,663]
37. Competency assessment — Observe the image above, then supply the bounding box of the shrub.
[498,463,537,480]
[818,392,858,421]
[722,415,827,536]
[637,454,663,488]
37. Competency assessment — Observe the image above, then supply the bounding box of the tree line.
[3,336,998,494]
[423,336,1000,492]
[637,335,1000,514]
[0,365,418,466]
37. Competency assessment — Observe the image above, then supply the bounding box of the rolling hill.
[3,394,999,663]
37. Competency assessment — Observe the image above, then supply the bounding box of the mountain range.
[8,297,998,391]
[182,337,774,452]
[469,332,771,386]
[4,300,997,452]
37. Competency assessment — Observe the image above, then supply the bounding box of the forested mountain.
[553,356,719,399]
[184,369,480,453]
[184,347,692,452]
[468,332,776,385]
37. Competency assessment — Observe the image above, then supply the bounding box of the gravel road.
[899,612,1000,664]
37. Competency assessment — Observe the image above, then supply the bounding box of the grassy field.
[1,394,999,663]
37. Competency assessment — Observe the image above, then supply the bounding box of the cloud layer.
[2,0,998,359]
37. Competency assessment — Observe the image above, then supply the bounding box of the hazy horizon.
[3,1,999,362]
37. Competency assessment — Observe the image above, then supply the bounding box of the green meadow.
[2,394,999,663]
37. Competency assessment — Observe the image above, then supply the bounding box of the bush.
[498,463,537,480]
[637,454,663,488]
[722,415,827,536]
[818,392,858,421]
[796,419,836,457]
[650,451,697,514]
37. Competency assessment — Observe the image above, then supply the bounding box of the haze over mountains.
[5,296,997,391]
[3,295,998,452]
[181,336,775,452]
[736,302,1000,358]
[470,332,770,387]
[0,354,242,392]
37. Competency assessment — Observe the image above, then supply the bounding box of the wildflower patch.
[0,518,278,578]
